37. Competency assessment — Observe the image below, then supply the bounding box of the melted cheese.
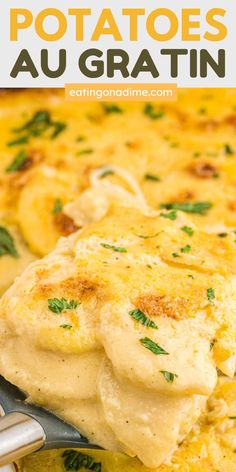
[1,205,236,467]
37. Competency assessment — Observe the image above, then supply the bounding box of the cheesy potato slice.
[19,377,236,472]
[1,89,236,292]
[1,205,236,467]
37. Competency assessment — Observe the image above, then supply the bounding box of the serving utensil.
[0,376,100,467]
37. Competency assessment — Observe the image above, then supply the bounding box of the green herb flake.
[5,150,27,173]
[218,233,227,238]
[76,149,94,156]
[52,198,63,214]
[207,288,215,305]
[76,136,86,143]
[160,201,212,215]
[100,243,127,253]
[140,337,169,356]
[103,104,123,114]
[14,111,50,132]
[144,104,165,120]
[224,144,234,155]
[160,210,177,221]
[0,226,19,258]
[48,298,78,314]
[62,450,101,472]
[7,136,29,147]
[99,169,115,179]
[229,416,236,420]
[129,309,158,329]
[160,370,178,383]
[181,226,194,237]
[181,244,191,254]
[172,252,180,258]
[11,110,66,144]
[51,122,67,139]
[60,324,73,330]
[210,339,216,351]
[144,173,160,182]
[136,232,161,240]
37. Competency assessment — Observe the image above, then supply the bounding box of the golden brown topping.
[227,201,236,212]
[198,119,219,131]
[190,162,218,179]
[170,190,195,202]
[224,114,236,127]
[135,294,189,320]
[36,276,98,299]
[54,213,79,236]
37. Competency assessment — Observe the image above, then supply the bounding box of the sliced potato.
[0,223,35,295]
[19,377,236,472]
[17,169,79,256]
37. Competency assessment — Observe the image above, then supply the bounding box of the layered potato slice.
[1,89,236,293]
[1,205,236,467]
[0,221,36,294]
[19,377,236,472]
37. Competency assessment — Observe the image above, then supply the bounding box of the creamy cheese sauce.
[1,203,236,468]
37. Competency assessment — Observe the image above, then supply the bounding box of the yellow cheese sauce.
[19,378,236,472]
[1,205,236,468]
[1,90,236,470]
[0,89,236,266]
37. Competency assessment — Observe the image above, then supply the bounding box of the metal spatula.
[0,375,100,467]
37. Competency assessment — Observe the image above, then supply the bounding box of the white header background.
[0,0,235,88]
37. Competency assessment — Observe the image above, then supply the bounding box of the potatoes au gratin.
[0,90,236,471]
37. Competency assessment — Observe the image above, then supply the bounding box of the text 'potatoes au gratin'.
[1,89,236,471]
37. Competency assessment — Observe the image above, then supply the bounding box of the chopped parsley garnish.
[160,201,212,215]
[60,324,73,329]
[103,104,123,114]
[62,450,101,472]
[9,110,66,145]
[229,416,236,420]
[181,226,194,237]
[76,136,86,143]
[181,244,191,254]
[129,309,158,329]
[172,252,180,258]
[207,288,215,305]
[140,337,169,355]
[160,371,178,383]
[76,149,94,156]
[210,339,216,351]
[0,226,19,258]
[48,298,78,314]
[51,122,67,139]
[99,169,115,179]
[136,232,161,239]
[100,243,127,253]
[5,150,27,173]
[160,210,177,221]
[14,111,50,132]
[52,198,63,214]
[144,104,165,120]
[144,173,160,182]
[7,136,29,147]
[224,144,234,155]
[218,232,227,238]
